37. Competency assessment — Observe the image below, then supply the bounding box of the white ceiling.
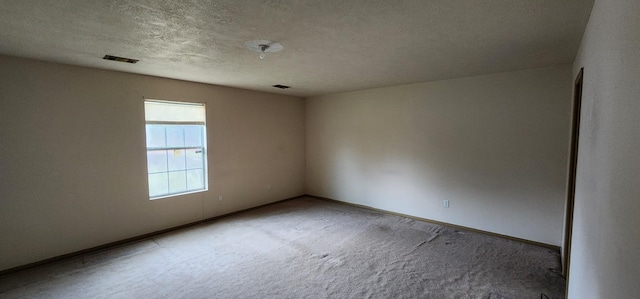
[0,0,594,97]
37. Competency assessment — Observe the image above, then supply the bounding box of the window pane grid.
[148,168,204,175]
[144,100,207,199]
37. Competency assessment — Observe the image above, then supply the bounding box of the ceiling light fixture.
[258,44,269,60]
[245,40,283,60]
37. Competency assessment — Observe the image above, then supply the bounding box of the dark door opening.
[563,67,583,279]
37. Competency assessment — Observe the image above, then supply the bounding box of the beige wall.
[306,66,572,246]
[568,0,640,297]
[0,56,305,271]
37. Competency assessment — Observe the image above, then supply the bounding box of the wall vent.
[272,85,290,89]
[103,55,139,64]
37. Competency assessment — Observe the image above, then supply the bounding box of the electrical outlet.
[267,184,271,192]
[443,200,449,208]
[218,195,223,201]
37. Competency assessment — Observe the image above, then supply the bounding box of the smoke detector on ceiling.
[245,40,283,59]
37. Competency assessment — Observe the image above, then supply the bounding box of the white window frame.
[144,99,208,200]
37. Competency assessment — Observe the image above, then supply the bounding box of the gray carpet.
[0,197,565,298]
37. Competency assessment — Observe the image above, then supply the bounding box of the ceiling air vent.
[272,85,290,89]
[103,55,139,64]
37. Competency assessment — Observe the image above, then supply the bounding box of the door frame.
[563,67,583,279]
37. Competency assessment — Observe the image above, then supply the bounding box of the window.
[144,99,207,199]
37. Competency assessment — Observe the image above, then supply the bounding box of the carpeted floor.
[0,196,565,298]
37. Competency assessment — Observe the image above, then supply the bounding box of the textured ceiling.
[0,0,594,97]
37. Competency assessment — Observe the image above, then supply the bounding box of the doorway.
[563,68,583,279]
